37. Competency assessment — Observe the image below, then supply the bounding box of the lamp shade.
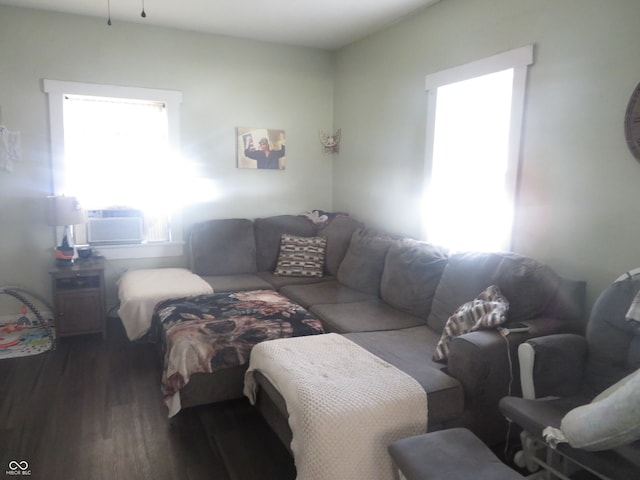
[47,195,85,226]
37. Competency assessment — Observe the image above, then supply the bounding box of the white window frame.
[44,79,184,259]
[422,45,534,251]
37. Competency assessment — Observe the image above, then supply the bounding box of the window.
[44,80,184,258]
[423,46,533,252]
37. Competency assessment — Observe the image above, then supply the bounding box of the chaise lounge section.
[250,221,585,446]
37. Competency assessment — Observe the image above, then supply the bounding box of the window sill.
[88,242,185,260]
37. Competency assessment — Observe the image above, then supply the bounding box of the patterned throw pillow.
[433,285,509,362]
[274,234,327,277]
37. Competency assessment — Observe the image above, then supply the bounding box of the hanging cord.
[141,0,147,18]
[498,327,515,460]
[0,286,56,350]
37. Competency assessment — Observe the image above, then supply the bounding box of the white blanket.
[244,333,428,480]
[117,268,213,340]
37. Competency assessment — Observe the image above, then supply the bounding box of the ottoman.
[388,428,523,480]
[117,267,213,340]
[244,333,428,480]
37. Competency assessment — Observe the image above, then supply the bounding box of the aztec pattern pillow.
[433,285,509,362]
[274,234,327,277]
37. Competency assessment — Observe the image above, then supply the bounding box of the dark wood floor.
[0,317,296,480]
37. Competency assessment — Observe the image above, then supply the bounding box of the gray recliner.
[499,270,640,480]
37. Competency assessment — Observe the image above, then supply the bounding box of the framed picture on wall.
[237,127,286,170]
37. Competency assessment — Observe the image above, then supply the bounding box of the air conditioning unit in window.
[87,209,143,245]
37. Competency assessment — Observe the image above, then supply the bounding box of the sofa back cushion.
[542,277,586,332]
[380,239,449,318]
[254,215,318,272]
[426,251,561,334]
[319,215,363,276]
[189,218,257,275]
[337,228,394,296]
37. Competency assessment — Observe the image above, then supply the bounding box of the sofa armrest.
[448,316,571,397]
[446,315,570,445]
[519,333,587,399]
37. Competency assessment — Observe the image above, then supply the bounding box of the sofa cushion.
[189,218,257,276]
[388,428,525,480]
[427,252,561,334]
[274,234,327,277]
[318,215,363,276]
[280,280,375,309]
[433,285,509,362]
[542,277,586,332]
[257,271,335,290]
[199,274,273,293]
[254,215,318,272]
[337,228,394,296]
[380,239,449,318]
[310,299,424,334]
[344,326,464,427]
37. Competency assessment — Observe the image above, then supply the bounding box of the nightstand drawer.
[56,275,101,290]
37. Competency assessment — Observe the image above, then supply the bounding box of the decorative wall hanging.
[0,126,21,173]
[237,127,286,170]
[624,81,640,162]
[320,128,341,154]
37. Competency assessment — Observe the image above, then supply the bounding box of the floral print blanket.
[152,289,324,415]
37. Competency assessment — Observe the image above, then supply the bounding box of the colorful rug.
[0,315,55,359]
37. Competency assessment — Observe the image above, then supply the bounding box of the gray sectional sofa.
[184,213,585,446]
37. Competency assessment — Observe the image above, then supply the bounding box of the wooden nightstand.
[49,257,106,339]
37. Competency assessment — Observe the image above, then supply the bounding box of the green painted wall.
[0,6,333,312]
[333,0,640,307]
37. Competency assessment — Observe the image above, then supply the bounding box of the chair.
[499,270,640,480]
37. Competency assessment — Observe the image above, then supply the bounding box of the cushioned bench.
[245,333,428,480]
[388,428,523,480]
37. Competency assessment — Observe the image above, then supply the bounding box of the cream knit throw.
[244,333,428,480]
[117,268,213,340]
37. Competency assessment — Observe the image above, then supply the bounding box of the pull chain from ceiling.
[106,0,148,26]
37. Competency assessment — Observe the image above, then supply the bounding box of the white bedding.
[244,333,428,480]
[117,268,213,340]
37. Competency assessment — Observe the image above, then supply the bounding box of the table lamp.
[48,195,85,265]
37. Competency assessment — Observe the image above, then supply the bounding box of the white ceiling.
[0,0,441,50]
